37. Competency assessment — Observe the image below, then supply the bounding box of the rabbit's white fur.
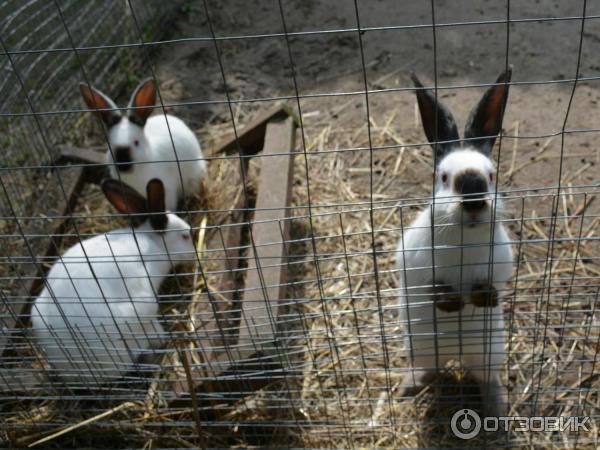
[31,214,195,384]
[397,148,513,367]
[396,148,514,415]
[80,79,206,211]
[106,114,206,212]
[397,69,514,416]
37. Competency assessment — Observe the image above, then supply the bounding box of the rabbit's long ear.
[146,178,168,231]
[412,74,460,164]
[102,179,148,222]
[464,67,512,156]
[128,78,156,126]
[79,83,122,127]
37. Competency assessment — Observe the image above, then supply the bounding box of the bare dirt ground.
[7,1,600,448]
[154,0,600,209]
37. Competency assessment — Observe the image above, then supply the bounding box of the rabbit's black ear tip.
[141,77,156,88]
[101,178,118,192]
[498,66,513,83]
[100,179,112,196]
[148,178,164,189]
[146,178,165,200]
[410,72,423,88]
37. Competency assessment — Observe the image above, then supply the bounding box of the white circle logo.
[451,408,482,440]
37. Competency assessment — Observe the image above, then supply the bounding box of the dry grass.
[2,103,600,449]
[283,107,600,449]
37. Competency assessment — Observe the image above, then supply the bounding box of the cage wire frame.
[0,0,599,449]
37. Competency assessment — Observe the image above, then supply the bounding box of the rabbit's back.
[31,232,161,384]
[146,114,206,190]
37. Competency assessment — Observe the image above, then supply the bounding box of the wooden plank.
[1,165,84,358]
[171,114,297,397]
[179,116,296,386]
[56,145,108,185]
[171,156,250,398]
[56,144,106,165]
[236,116,296,353]
[172,168,246,396]
[207,105,297,157]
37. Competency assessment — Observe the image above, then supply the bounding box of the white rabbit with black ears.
[80,78,206,211]
[396,69,514,417]
[31,178,196,384]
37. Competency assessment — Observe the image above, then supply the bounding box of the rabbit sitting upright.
[80,78,206,211]
[396,69,515,417]
[31,179,196,384]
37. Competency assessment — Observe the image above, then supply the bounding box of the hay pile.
[2,100,600,449]
[285,103,600,449]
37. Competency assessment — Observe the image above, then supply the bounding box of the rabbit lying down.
[80,78,207,212]
[31,179,197,385]
[396,69,515,417]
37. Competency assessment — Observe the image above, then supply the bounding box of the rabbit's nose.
[114,146,133,172]
[454,170,488,212]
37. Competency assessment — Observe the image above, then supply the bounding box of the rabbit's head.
[80,79,157,173]
[413,68,511,227]
[101,178,197,264]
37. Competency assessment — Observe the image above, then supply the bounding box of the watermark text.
[451,409,590,440]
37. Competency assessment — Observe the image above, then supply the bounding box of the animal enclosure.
[1,1,600,449]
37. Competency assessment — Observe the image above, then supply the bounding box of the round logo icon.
[451,408,482,440]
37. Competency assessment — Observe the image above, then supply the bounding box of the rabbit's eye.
[182,232,191,241]
[134,140,139,147]
[441,173,448,183]
[489,173,493,182]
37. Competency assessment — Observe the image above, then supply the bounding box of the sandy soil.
[152,0,600,189]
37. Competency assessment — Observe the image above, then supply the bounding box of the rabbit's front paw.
[432,284,464,312]
[471,284,498,308]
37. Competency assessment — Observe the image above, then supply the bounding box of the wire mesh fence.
[1,0,600,449]
[0,0,180,222]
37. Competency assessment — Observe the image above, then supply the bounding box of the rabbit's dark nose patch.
[454,170,488,212]
[114,146,133,172]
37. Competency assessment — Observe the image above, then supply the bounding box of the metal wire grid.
[0,0,180,222]
[0,0,599,448]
